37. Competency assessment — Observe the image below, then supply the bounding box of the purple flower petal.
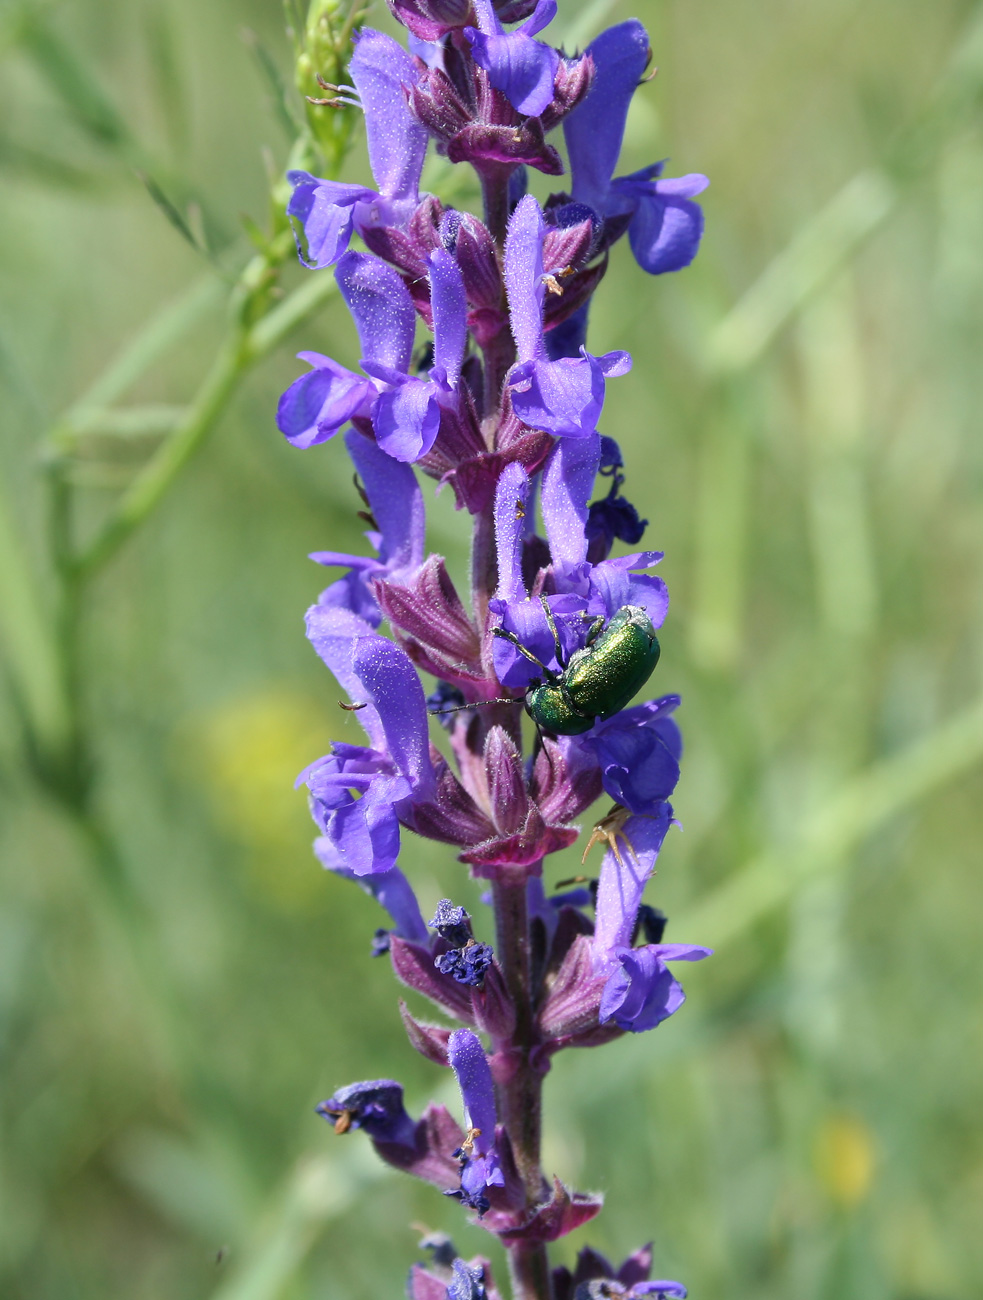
[304,604,385,748]
[343,428,425,577]
[286,172,373,269]
[494,461,533,603]
[350,30,428,213]
[631,1283,688,1299]
[317,1078,417,1146]
[509,350,626,438]
[465,0,560,117]
[592,805,673,964]
[447,1029,499,1164]
[429,248,468,388]
[336,252,417,373]
[564,20,650,214]
[541,435,600,568]
[276,353,374,448]
[600,943,711,1032]
[373,377,442,462]
[322,777,408,875]
[351,635,434,792]
[504,195,546,364]
[616,172,709,275]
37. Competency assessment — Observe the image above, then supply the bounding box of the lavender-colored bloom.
[277,253,416,449]
[564,21,708,275]
[464,0,560,117]
[279,251,466,462]
[505,196,631,439]
[446,1029,504,1212]
[371,248,468,461]
[287,30,428,268]
[316,1078,417,1145]
[581,695,682,814]
[309,428,425,624]
[591,810,711,1032]
[301,612,435,875]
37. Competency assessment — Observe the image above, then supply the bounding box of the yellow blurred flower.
[813,1113,876,1208]
[180,687,330,908]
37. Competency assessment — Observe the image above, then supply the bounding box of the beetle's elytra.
[428,601,661,736]
[521,604,661,736]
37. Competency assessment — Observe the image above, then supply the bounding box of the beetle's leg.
[492,626,559,681]
[539,594,567,669]
[584,615,605,647]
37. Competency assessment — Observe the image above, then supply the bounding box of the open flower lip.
[279,4,709,1295]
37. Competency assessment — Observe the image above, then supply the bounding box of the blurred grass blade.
[16,7,132,150]
[144,4,189,156]
[683,695,983,948]
[0,136,112,191]
[0,479,66,758]
[242,27,302,140]
[54,275,223,435]
[705,170,896,377]
[136,170,225,271]
[208,1147,385,1300]
[73,264,337,577]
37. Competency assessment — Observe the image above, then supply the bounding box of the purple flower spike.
[286,30,427,268]
[563,20,708,276]
[505,196,630,438]
[447,1029,504,1212]
[464,0,560,117]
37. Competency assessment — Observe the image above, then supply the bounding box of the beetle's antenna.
[539,595,567,669]
[428,697,520,715]
[491,626,559,681]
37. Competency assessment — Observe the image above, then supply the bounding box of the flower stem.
[492,877,552,1300]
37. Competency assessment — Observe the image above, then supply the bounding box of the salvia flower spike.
[284,5,711,1296]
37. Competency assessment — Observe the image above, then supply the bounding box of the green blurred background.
[2,0,983,1296]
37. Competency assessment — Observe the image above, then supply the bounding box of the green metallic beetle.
[428,598,661,736]
[494,600,661,736]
